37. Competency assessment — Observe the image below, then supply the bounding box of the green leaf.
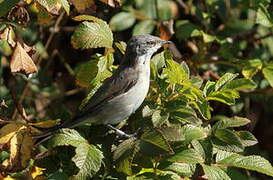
[203,81,215,96]
[163,59,189,83]
[167,148,204,163]
[213,129,244,152]
[59,0,70,15]
[215,73,238,91]
[207,90,239,105]
[140,130,173,155]
[110,12,136,31]
[236,131,258,147]
[0,0,20,17]
[159,127,185,142]
[242,59,263,79]
[133,20,155,35]
[151,110,169,127]
[214,116,250,129]
[49,128,87,147]
[192,139,213,164]
[113,138,138,175]
[256,4,273,27]
[181,125,207,143]
[175,20,199,40]
[72,143,103,179]
[191,30,218,43]
[36,0,58,12]
[262,66,273,87]
[163,163,196,177]
[202,164,231,180]
[0,40,12,56]
[218,154,273,177]
[223,78,257,90]
[71,20,113,49]
[194,101,211,120]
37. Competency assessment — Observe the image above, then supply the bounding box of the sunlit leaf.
[262,66,273,87]
[202,164,231,180]
[167,148,204,163]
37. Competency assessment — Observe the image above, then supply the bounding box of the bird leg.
[106,124,137,139]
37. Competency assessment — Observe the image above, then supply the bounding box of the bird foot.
[106,124,137,139]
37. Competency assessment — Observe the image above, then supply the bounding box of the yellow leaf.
[24,0,32,4]
[10,42,38,75]
[8,130,24,169]
[20,133,33,167]
[69,0,95,11]
[0,123,25,144]
[31,166,45,179]
[30,119,60,128]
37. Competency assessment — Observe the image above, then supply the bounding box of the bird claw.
[107,124,138,139]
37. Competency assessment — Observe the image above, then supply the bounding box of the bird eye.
[147,41,156,45]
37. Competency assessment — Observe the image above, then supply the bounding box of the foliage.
[1,0,273,179]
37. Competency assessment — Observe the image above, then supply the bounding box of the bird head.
[126,35,171,59]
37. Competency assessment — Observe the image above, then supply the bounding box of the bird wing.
[76,65,139,117]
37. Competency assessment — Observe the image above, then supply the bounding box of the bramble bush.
[1,0,273,179]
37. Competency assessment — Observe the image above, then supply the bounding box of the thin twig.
[12,11,65,119]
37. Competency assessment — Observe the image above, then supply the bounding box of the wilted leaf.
[8,130,24,169]
[71,20,113,49]
[109,12,136,31]
[0,123,24,144]
[202,164,231,180]
[0,26,16,47]
[69,0,95,12]
[10,42,38,75]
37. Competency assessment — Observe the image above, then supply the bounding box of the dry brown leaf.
[0,123,25,144]
[69,0,95,11]
[0,27,16,47]
[10,42,38,75]
[20,133,33,167]
[99,0,121,7]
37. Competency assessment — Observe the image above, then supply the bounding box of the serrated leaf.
[113,138,138,175]
[256,4,273,27]
[215,129,243,148]
[159,127,185,142]
[202,164,231,180]
[262,66,273,87]
[71,20,113,49]
[72,143,103,179]
[141,130,173,153]
[218,154,273,177]
[242,59,263,79]
[236,131,258,147]
[109,12,136,31]
[215,73,238,91]
[151,110,169,127]
[163,59,189,83]
[192,139,213,164]
[133,20,155,35]
[223,78,257,90]
[214,116,250,129]
[49,128,87,147]
[164,162,196,177]
[167,148,204,163]
[181,124,207,143]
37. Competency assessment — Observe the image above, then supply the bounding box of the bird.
[34,34,171,143]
